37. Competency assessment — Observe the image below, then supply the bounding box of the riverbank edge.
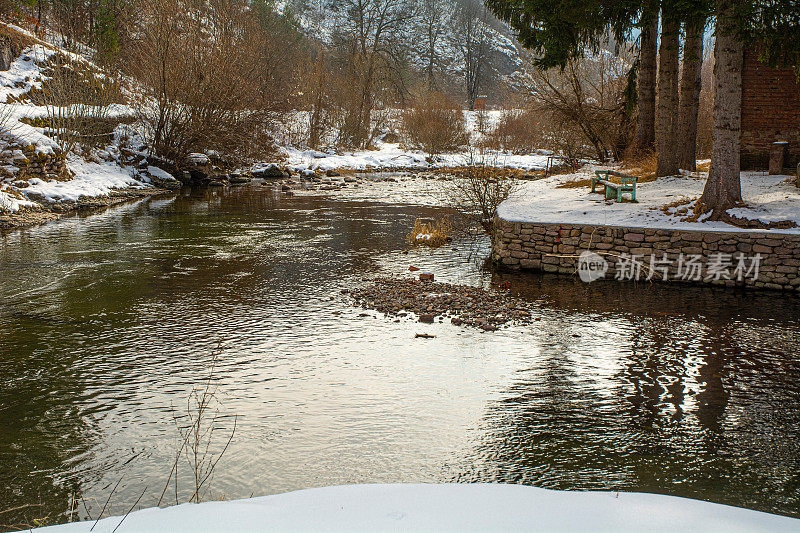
[493,217,800,291]
[0,187,171,231]
[33,483,800,532]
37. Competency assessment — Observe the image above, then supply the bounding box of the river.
[1,179,799,528]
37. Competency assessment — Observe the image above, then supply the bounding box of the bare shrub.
[488,109,544,154]
[448,148,521,233]
[126,0,301,167]
[0,101,14,136]
[302,53,338,149]
[35,51,121,153]
[541,119,594,170]
[402,90,468,156]
[160,351,237,505]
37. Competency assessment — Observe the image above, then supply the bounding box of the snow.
[0,33,145,213]
[145,165,175,182]
[0,187,37,212]
[284,141,550,173]
[19,155,144,203]
[498,166,800,234]
[0,44,57,102]
[35,483,800,532]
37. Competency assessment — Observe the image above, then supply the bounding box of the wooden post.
[769,141,787,175]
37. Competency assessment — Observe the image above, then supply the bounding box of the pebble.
[349,277,538,332]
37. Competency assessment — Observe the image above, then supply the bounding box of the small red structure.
[740,50,800,171]
[473,96,487,111]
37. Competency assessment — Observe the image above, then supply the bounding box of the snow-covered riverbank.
[498,166,800,234]
[35,484,800,532]
[283,142,551,174]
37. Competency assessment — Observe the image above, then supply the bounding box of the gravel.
[347,277,537,331]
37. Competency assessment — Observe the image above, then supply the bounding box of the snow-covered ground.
[498,166,800,234]
[0,30,147,215]
[283,141,551,173]
[36,483,800,532]
[19,154,145,202]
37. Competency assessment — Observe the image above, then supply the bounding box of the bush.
[402,90,468,156]
[126,0,300,167]
[487,109,544,154]
[447,148,521,233]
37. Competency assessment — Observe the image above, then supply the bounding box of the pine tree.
[676,13,706,172]
[700,0,800,217]
[634,0,659,154]
[655,3,680,176]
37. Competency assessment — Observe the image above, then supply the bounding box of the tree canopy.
[484,0,641,69]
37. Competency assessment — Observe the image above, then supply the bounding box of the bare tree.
[327,0,416,148]
[523,50,632,163]
[415,0,452,90]
[449,0,491,110]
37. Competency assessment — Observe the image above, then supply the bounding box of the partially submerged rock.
[229,173,252,185]
[252,163,289,179]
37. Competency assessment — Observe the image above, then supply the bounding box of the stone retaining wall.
[0,144,69,182]
[493,218,800,291]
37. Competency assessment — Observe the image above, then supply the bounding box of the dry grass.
[656,196,696,216]
[556,172,658,190]
[406,217,452,247]
[556,178,595,189]
[620,152,657,179]
[436,165,543,180]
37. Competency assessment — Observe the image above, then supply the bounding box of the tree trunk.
[700,0,743,217]
[635,1,659,153]
[0,38,13,71]
[656,10,680,176]
[677,16,706,171]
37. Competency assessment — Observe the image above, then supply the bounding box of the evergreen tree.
[700,0,800,217]
[485,0,640,70]
[634,0,659,154]
[655,1,680,176]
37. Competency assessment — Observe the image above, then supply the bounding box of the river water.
[1,179,799,527]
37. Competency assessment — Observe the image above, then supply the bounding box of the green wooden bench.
[591,170,638,202]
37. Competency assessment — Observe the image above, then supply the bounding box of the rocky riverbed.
[347,276,537,331]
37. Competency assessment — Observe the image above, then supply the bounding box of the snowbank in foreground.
[498,167,800,234]
[36,484,800,533]
[284,143,551,173]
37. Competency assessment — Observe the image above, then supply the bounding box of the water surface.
[1,181,799,527]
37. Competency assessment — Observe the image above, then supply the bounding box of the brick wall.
[741,50,800,170]
[493,217,800,292]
